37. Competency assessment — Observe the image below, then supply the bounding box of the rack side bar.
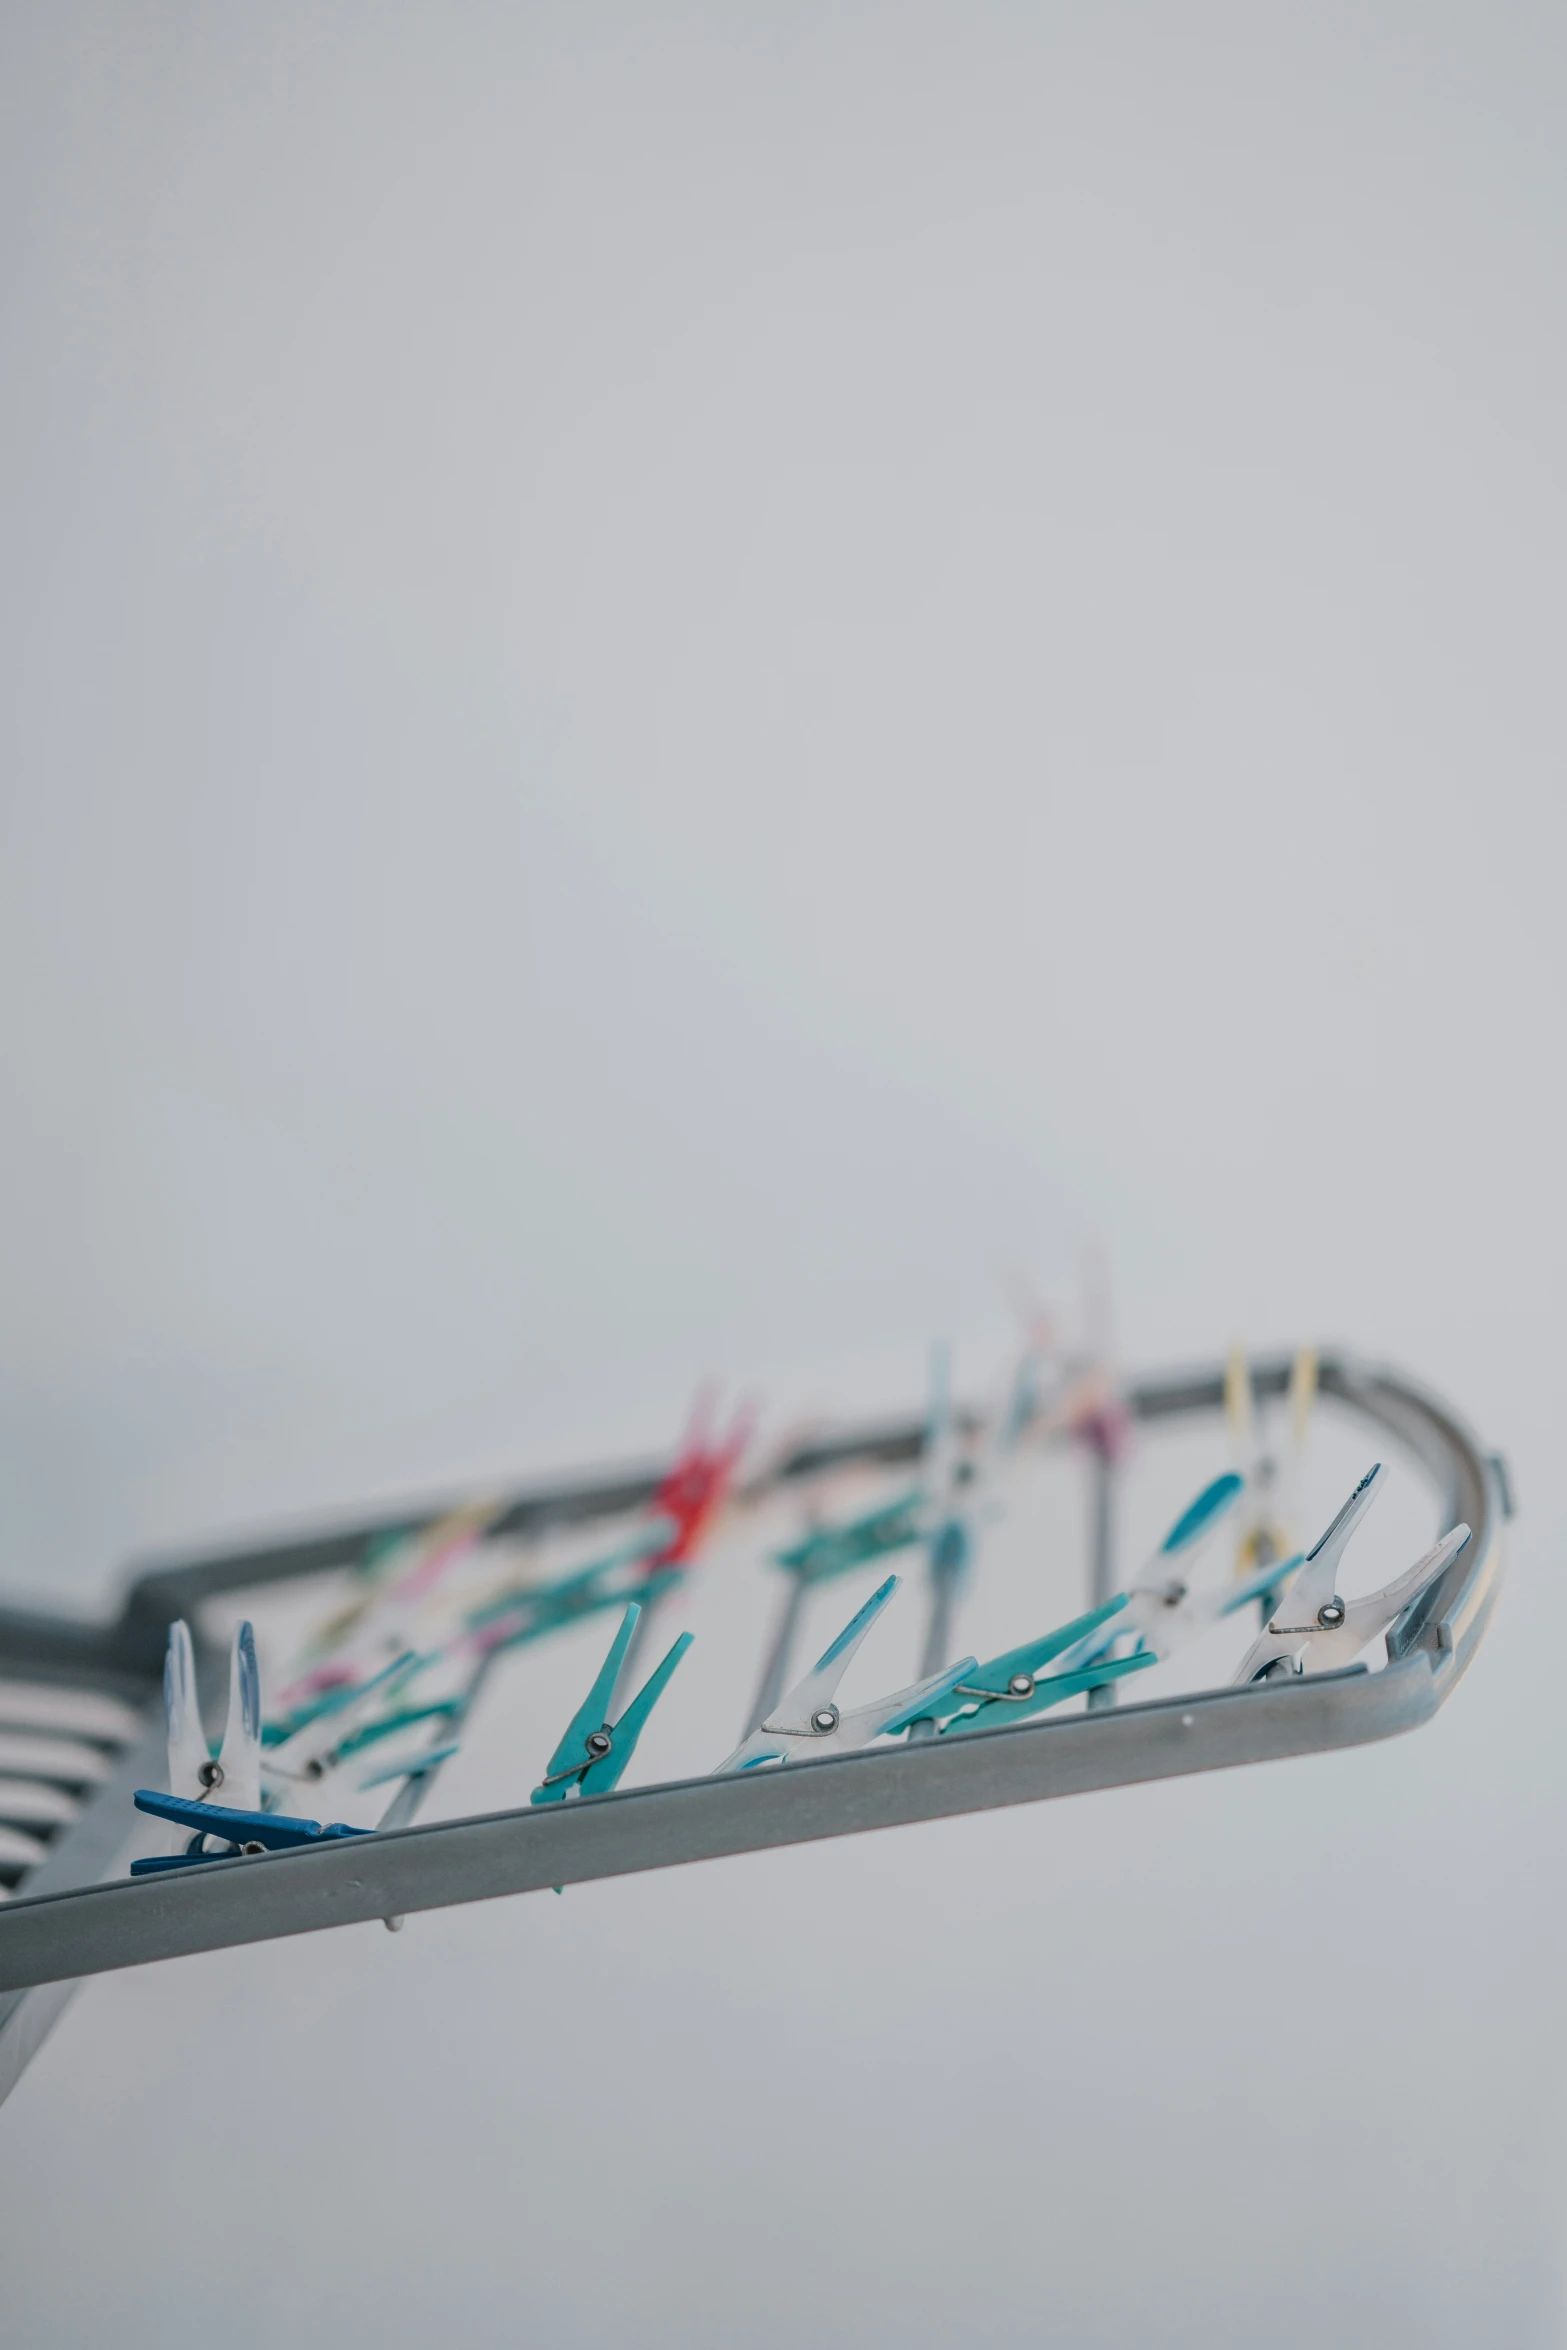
[0,1646,1457,1996]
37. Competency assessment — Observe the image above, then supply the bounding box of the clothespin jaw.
[530,1604,694,1804]
[532,1604,641,1800]
[129,1789,367,1873]
[1161,1472,1244,1561]
[217,1622,262,1813]
[749,1572,900,1739]
[1269,1463,1383,1629]
[160,1618,261,1813]
[711,1575,976,1773]
[163,1621,210,1799]
[579,1629,694,1797]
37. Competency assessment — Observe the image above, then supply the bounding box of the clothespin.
[744,1487,924,1742]
[905,1343,983,1716]
[646,1393,754,1571]
[712,1575,975,1774]
[160,1619,262,1852]
[530,1603,693,1804]
[772,1491,925,1586]
[261,1650,423,1795]
[920,1342,975,1567]
[1233,1465,1470,1683]
[934,1595,1158,1737]
[1047,1472,1280,1673]
[463,1537,679,1660]
[277,1493,507,1709]
[1123,1471,1285,1658]
[359,1741,460,1797]
[991,1275,1062,1460]
[1049,1248,1131,1471]
[1225,1346,1318,1580]
[1061,1367,1132,1469]
[129,1789,368,1874]
[608,1395,752,1708]
[341,1694,463,1761]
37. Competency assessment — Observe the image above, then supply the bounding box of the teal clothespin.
[935,1594,1157,1736]
[530,1603,693,1805]
[358,1740,461,1793]
[467,1543,683,1659]
[772,1491,925,1585]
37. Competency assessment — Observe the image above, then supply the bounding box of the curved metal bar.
[0,1351,1508,1996]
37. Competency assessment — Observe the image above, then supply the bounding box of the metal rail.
[0,1349,1508,2007]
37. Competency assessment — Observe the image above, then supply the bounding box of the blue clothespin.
[530,1603,693,1804]
[934,1594,1159,1736]
[129,1789,368,1874]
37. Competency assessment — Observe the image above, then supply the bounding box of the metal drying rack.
[0,1348,1511,2106]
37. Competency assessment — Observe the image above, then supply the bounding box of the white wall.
[0,7,1562,2341]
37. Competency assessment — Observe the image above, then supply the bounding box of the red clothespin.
[644,1391,755,1570]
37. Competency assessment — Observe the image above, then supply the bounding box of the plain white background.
[0,6,1562,2341]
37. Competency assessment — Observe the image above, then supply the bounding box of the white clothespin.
[712,1575,973,1774]
[1123,1473,1299,1659]
[160,1618,261,1850]
[1051,1472,1271,1673]
[1233,1464,1469,1682]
